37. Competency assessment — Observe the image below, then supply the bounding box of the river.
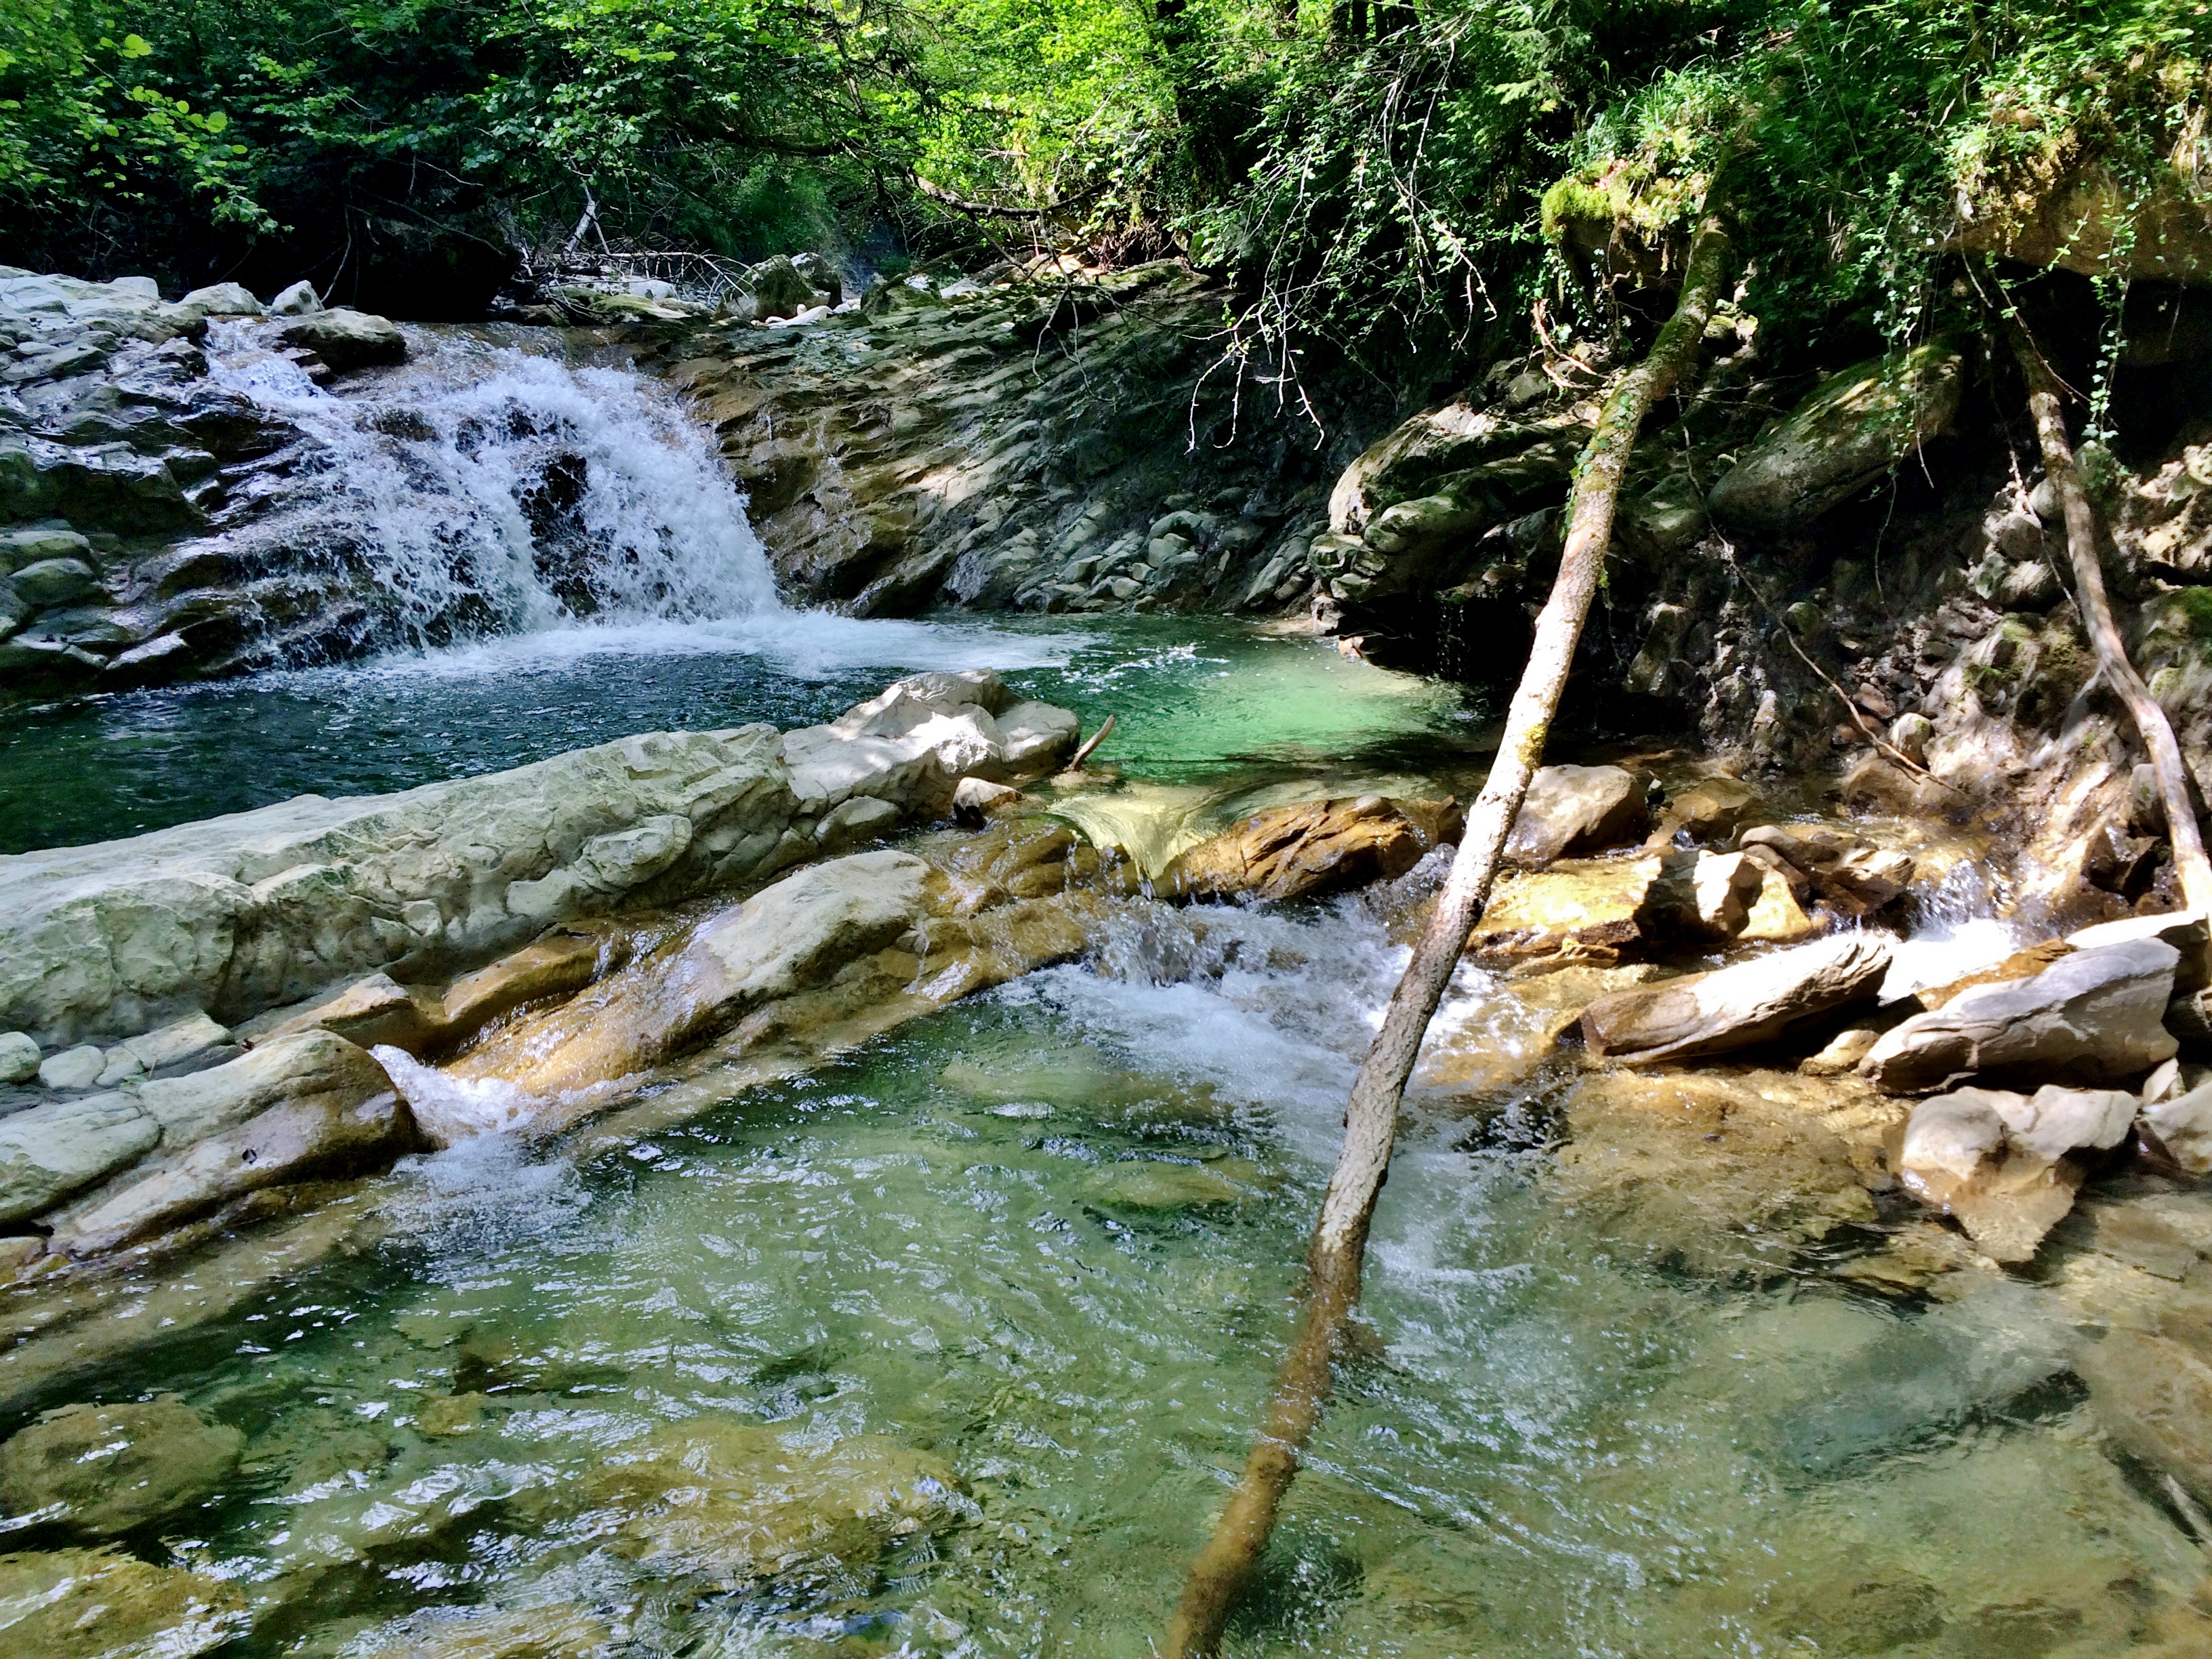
[1,327,2201,1658]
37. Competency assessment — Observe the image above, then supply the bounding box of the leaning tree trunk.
[2005,319,2212,913]
[1159,193,1741,1659]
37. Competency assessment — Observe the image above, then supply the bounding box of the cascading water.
[205,322,780,653]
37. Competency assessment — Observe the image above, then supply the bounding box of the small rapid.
[206,323,781,652]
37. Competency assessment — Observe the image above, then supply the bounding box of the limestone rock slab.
[1861,939,2181,1093]
[0,1094,159,1223]
[1580,934,1894,1065]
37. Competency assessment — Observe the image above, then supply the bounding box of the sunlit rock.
[0,1399,242,1536]
[1889,1084,2135,1261]
[1580,933,1893,1065]
[1862,940,2180,1094]
[585,1418,965,1585]
[1504,764,1649,866]
[1160,795,1460,903]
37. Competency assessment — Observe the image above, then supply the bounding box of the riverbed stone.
[1580,933,1894,1065]
[1862,939,2181,1093]
[134,1028,392,1146]
[0,1093,160,1223]
[0,1033,35,1084]
[0,1399,243,1536]
[1549,1071,1877,1278]
[2076,1327,2212,1507]
[9,556,96,608]
[36,1044,103,1090]
[1504,764,1650,865]
[275,306,407,369]
[0,1546,245,1656]
[1161,795,1460,903]
[584,1418,964,1584]
[268,281,320,314]
[112,1010,231,1077]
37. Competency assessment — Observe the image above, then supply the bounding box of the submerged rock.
[1160,795,1460,903]
[584,1418,964,1585]
[0,1399,243,1535]
[1549,1071,1877,1278]
[0,1545,244,1656]
[2077,1328,2212,1509]
[1579,933,1893,1065]
[350,1602,614,1659]
[1862,940,2181,1093]
[1082,1159,1255,1210]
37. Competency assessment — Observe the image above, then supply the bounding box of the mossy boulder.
[1708,342,1965,537]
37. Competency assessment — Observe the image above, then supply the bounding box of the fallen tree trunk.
[1160,193,1741,1658]
[2005,319,2212,913]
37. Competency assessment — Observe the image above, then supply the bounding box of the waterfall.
[205,323,780,654]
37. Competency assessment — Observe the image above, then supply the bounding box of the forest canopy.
[1,0,2206,380]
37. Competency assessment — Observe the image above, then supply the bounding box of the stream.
[3,328,2205,1657]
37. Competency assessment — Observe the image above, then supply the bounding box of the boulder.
[178,283,263,317]
[1708,342,1965,537]
[1647,775,1759,844]
[1580,934,1894,1065]
[133,1028,392,1146]
[583,1418,964,1583]
[1161,795,1462,903]
[268,280,320,314]
[743,256,819,323]
[779,670,1078,809]
[952,776,1023,826]
[11,556,96,609]
[0,1547,244,1656]
[0,1032,35,1084]
[0,1399,242,1536]
[36,1044,102,1090]
[109,1010,231,1078]
[1861,940,2181,1093]
[0,1094,159,1223]
[1504,764,1650,865]
[1889,1084,2135,1260]
[274,307,407,370]
[2068,909,2212,993]
[790,251,843,306]
[0,528,91,573]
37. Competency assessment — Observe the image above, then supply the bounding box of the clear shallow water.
[22,894,2206,1658]
[0,615,1483,853]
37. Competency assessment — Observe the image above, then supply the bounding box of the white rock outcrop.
[0,671,1078,1045]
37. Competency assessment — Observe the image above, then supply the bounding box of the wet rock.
[108,1010,231,1078]
[1,677,1074,1046]
[1838,751,1957,818]
[48,1080,414,1256]
[1801,1025,1885,1077]
[952,775,1023,826]
[2077,1328,2212,1507]
[0,1399,242,1535]
[36,1044,102,1090]
[1708,342,1965,536]
[1580,933,1893,1065]
[1907,937,2074,1010]
[434,850,935,1104]
[134,1028,392,1146]
[261,972,447,1054]
[742,255,819,323]
[268,280,320,314]
[1504,764,1650,865]
[584,1418,964,1584]
[1647,775,1760,846]
[1889,1084,2134,1261]
[0,1031,34,1084]
[0,1545,245,1656]
[1160,795,1460,903]
[2068,909,2212,993]
[274,306,407,370]
[1862,940,2181,1093]
[1549,1071,1877,1278]
[0,1093,160,1223]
